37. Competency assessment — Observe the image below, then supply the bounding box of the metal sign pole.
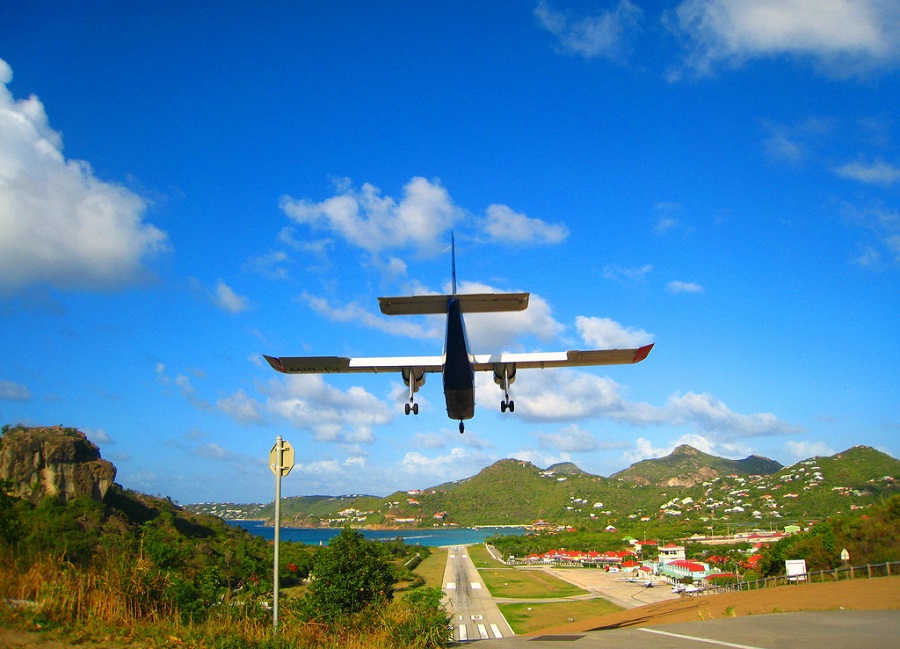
[273,436,282,632]
[269,436,294,634]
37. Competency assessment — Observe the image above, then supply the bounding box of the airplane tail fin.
[378,233,530,315]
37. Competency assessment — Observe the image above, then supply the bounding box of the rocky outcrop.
[0,426,116,504]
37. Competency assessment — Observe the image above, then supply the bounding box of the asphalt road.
[486,610,898,648]
[441,545,515,642]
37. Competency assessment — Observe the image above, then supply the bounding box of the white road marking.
[458,625,467,641]
[471,582,482,589]
[490,623,503,638]
[477,623,489,639]
[446,582,456,589]
[640,628,769,649]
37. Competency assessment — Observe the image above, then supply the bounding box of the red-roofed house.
[658,559,710,581]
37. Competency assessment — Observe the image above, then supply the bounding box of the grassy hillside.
[187,446,898,531]
[611,444,783,487]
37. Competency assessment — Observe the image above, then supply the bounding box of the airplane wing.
[470,344,653,371]
[263,354,444,374]
[264,344,653,374]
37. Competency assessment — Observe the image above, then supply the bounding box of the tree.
[303,525,396,622]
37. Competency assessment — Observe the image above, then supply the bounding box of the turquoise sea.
[228,520,524,546]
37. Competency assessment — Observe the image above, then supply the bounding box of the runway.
[487,609,899,647]
[441,545,515,641]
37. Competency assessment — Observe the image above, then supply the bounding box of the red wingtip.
[633,343,654,363]
[264,355,285,373]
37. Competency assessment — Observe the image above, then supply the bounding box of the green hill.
[186,446,898,531]
[610,444,783,487]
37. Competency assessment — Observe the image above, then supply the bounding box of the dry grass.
[533,575,900,635]
[0,554,448,649]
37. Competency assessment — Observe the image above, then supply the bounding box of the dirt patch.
[531,577,900,636]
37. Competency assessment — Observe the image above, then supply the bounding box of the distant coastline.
[228,520,525,546]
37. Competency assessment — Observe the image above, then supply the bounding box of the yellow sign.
[269,439,294,477]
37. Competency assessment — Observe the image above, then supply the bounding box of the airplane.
[264,236,653,433]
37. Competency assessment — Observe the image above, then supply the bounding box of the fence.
[709,561,899,593]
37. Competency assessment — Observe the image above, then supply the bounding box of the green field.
[466,543,499,568]
[414,547,449,589]
[479,567,588,599]
[499,599,623,634]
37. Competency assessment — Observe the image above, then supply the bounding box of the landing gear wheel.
[509,400,515,413]
[501,401,507,413]
[404,403,411,415]
[412,403,419,415]
[459,421,465,434]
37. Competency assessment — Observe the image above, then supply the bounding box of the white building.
[658,543,686,564]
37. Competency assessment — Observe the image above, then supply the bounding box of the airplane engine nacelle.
[492,364,516,386]
[402,367,426,391]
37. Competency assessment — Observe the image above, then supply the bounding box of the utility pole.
[269,436,294,633]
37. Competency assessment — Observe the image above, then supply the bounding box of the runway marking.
[639,628,769,649]
[490,623,503,638]
[471,582,482,589]
[477,623,489,639]
[458,625,467,641]
[446,582,455,589]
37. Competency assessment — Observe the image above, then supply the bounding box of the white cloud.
[265,374,393,444]
[280,177,568,259]
[623,433,754,463]
[841,203,900,266]
[602,264,653,283]
[668,0,900,79]
[535,424,600,453]
[784,440,836,459]
[479,204,569,245]
[535,0,643,61]
[217,389,265,424]
[509,369,661,424]
[666,280,704,294]
[0,59,168,294]
[461,282,565,351]
[280,177,460,257]
[196,443,233,461]
[399,447,493,483]
[498,366,802,442]
[834,159,900,185]
[513,447,571,469]
[302,292,443,341]
[0,380,30,401]
[575,316,654,348]
[623,436,673,463]
[245,250,291,280]
[667,391,804,437]
[84,428,113,445]
[214,280,249,313]
[654,218,681,236]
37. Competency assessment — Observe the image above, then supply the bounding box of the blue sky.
[1,1,897,504]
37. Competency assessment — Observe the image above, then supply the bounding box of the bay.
[228,520,524,546]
